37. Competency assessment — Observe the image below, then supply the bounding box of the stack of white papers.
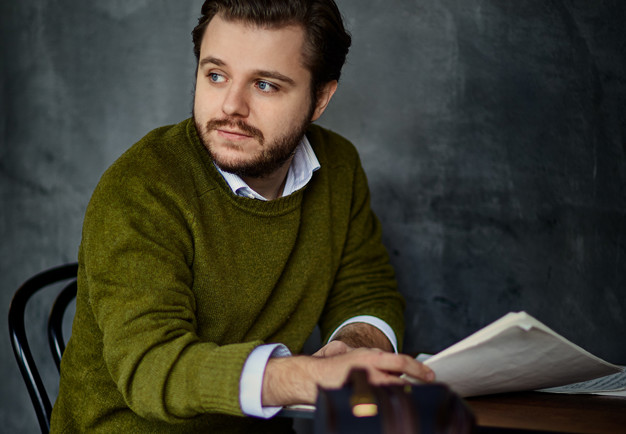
[409,311,624,397]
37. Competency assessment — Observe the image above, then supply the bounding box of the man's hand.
[261,348,435,407]
[313,340,354,357]
[325,322,395,353]
[313,322,390,357]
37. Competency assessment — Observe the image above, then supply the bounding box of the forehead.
[199,14,310,80]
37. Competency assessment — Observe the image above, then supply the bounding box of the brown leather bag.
[314,369,476,434]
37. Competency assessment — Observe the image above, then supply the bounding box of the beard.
[194,114,311,179]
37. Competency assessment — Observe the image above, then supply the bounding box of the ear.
[310,80,338,122]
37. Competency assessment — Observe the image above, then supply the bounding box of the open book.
[408,311,624,397]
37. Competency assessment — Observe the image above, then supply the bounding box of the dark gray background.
[1,0,625,432]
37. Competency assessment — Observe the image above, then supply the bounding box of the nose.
[222,83,249,118]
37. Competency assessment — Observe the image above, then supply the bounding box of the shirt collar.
[216,135,320,201]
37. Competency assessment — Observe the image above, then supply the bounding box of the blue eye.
[209,73,226,83]
[257,81,277,93]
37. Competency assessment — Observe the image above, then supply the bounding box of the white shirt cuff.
[327,315,399,353]
[239,343,291,418]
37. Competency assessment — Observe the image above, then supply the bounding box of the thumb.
[313,340,354,357]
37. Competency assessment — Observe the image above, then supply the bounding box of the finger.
[366,370,412,387]
[369,353,435,383]
[313,340,354,357]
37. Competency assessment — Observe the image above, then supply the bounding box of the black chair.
[8,263,78,434]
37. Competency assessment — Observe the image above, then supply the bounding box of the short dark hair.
[192,0,351,98]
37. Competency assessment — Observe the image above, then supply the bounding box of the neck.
[242,157,293,201]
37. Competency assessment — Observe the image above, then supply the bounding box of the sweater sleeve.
[80,150,259,422]
[318,152,406,350]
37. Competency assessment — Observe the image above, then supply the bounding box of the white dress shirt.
[216,136,398,418]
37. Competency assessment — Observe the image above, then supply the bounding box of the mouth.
[216,129,253,141]
[204,118,264,144]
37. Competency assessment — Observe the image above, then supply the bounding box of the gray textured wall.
[1,0,625,432]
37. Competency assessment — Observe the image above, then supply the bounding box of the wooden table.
[467,391,626,433]
[285,391,626,433]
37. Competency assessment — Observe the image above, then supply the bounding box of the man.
[51,0,433,432]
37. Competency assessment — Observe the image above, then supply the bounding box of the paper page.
[425,312,615,370]
[594,390,626,397]
[539,367,626,395]
[420,325,621,397]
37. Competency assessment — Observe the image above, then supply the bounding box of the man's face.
[194,15,324,178]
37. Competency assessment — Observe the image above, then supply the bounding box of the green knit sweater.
[50,118,404,433]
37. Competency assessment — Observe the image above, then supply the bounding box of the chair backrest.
[48,279,78,371]
[8,263,78,434]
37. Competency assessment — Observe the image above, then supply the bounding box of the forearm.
[331,322,394,352]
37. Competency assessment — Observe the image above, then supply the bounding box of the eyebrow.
[199,56,296,86]
[200,56,226,68]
